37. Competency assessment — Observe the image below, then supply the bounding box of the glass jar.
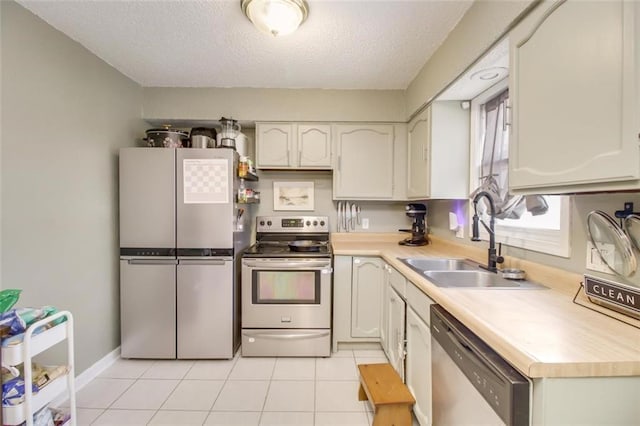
[239,156,249,177]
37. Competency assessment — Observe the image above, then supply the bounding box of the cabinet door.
[256,123,294,168]
[332,256,353,352]
[380,265,391,355]
[406,307,432,426]
[388,286,406,381]
[407,108,430,199]
[509,0,639,191]
[333,124,394,199]
[430,102,470,199]
[298,124,332,168]
[351,257,384,338]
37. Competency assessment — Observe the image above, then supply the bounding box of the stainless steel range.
[241,216,332,357]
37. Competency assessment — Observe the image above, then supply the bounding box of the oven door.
[241,258,332,328]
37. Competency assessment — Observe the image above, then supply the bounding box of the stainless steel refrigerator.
[119,147,249,359]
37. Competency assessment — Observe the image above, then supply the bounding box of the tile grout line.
[313,356,318,426]
[86,352,383,425]
[254,357,276,426]
[89,359,157,425]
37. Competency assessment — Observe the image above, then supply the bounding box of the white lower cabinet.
[387,285,406,380]
[406,307,432,426]
[332,256,385,351]
[380,265,391,353]
[381,263,407,379]
[406,283,434,426]
[351,257,384,338]
[531,376,640,425]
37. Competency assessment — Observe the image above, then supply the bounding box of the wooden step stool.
[357,363,415,426]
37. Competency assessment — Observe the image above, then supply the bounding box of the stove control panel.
[257,216,329,233]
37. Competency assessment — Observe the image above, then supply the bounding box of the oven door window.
[252,270,321,304]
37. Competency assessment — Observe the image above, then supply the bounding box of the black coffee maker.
[399,203,428,246]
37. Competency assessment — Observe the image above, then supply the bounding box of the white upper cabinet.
[509,0,639,193]
[256,123,293,168]
[333,124,397,199]
[256,122,332,169]
[297,124,332,167]
[407,109,430,198]
[407,102,469,199]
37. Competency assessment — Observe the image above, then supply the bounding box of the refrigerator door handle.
[127,259,178,265]
[178,259,230,265]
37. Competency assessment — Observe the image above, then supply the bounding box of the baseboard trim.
[74,346,121,391]
[51,346,121,406]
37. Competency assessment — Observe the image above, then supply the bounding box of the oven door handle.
[250,330,331,340]
[242,260,332,269]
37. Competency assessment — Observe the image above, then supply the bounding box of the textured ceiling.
[18,0,474,90]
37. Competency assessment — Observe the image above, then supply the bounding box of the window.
[470,80,571,258]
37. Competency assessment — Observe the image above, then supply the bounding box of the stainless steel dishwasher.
[430,305,530,426]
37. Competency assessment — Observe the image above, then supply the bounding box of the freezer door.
[119,148,176,248]
[177,258,236,359]
[120,259,177,359]
[176,149,235,249]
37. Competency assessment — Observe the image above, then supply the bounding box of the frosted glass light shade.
[242,0,308,37]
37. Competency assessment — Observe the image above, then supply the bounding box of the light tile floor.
[70,348,391,426]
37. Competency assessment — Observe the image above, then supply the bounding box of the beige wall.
[253,171,409,234]
[143,87,406,124]
[1,2,145,373]
[405,0,537,118]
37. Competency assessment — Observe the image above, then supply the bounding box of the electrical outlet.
[361,218,369,229]
[586,241,615,274]
[456,227,464,239]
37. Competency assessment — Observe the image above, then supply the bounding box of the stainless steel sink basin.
[398,257,479,273]
[397,257,546,289]
[423,270,546,289]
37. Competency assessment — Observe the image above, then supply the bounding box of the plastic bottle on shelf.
[238,180,247,202]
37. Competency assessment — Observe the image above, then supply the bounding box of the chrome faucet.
[471,191,504,273]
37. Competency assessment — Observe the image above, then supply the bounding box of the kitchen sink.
[398,257,479,273]
[423,270,546,289]
[397,257,546,289]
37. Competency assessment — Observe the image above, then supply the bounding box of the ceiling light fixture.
[470,67,508,82]
[241,0,308,37]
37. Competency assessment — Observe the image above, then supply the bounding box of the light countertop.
[331,233,640,378]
